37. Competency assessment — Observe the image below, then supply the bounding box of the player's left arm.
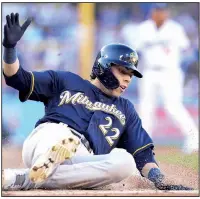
[134,148,193,190]
[119,100,193,190]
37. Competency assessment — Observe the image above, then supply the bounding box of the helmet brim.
[98,58,143,78]
[131,67,143,78]
[111,60,143,78]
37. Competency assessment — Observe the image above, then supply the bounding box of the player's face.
[152,9,169,27]
[110,66,134,97]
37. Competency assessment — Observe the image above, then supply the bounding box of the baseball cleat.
[29,137,80,183]
[2,169,30,191]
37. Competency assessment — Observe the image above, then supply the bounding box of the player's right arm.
[3,59,19,77]
[3,13,66,103]
[3,13,31,77]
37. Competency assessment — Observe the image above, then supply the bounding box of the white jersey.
[134,19,190,70]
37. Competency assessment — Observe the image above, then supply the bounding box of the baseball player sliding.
[2,13,193,191]
[135,3,198,154]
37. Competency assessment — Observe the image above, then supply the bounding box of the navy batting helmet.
[91,43,142,89]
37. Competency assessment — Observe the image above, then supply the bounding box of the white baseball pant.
[22,122,139,189]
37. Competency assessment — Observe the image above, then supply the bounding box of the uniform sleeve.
[117,100,154,157]
[134,147,158,174]
[3,66,65,103]
[175,25,190,50]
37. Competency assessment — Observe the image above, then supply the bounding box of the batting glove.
[148,168,194,191]
[155,182,194,191]
[3,13,32,48]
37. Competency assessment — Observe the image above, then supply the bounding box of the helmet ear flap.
[91,52,101,79]
[90,72,96,79]
[90,63,102,79]
[97,66,120,89]
[92,62,120,89]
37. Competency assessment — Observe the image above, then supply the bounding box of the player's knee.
[108,151,136,182]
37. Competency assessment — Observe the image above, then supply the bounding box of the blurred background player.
[132,3,198,154]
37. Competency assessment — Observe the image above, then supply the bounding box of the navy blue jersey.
[4,66,154,155]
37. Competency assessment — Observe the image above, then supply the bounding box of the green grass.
[156,152,198,172]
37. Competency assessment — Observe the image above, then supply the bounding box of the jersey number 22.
[99,116,120,146]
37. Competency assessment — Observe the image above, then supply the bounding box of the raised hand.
[3,13,32,48]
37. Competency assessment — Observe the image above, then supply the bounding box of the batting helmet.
[91,43,142,90]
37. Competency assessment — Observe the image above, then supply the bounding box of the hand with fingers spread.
[3,13,32,48]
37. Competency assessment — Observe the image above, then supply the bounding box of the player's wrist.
[148,167,164,185]
[3,40,17,48]
[3,47,17,64]
[3,43,17,49]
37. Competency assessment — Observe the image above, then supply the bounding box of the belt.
[68,127,93,154]
[47,122,93,153]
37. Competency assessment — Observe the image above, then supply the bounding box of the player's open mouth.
[120,85,126,92]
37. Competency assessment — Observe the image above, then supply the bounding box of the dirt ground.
[2,146,199,196]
